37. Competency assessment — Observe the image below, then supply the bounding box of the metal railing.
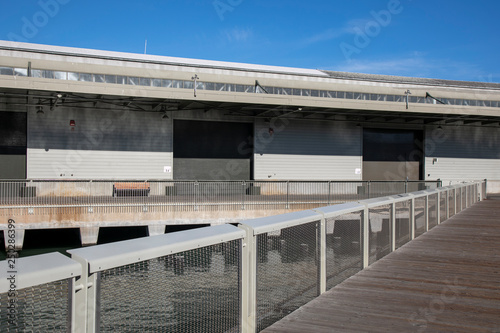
[0,180,441,216]
[0,181,484,332]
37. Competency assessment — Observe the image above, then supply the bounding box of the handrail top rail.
[0,252,81,292]
[0,179,443,183]
[240,209,322,236]
[68,224,244,273]
[312,201,366,217]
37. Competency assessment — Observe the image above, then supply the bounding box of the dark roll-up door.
[363,128,423,181]
[173,120,253,180]
[0,111,27,179]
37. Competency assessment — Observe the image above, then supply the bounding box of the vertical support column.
[410,197,415,240]
[362,206,370,268]
[240,225,256,333]
[80,227,99,247]
[148,225,165,236]
[390,202,396,252]
[4,227,25,251]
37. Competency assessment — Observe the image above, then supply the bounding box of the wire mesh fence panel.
[440,192,447,223]
[98,241,241,333]
[249,182,287,211]
[287,182,329,210]
[255,221,320,332]
[1,180,443,217]
[331,182,368,203]
[449,190,456,218]
[368,205,391,265]
[325,211,363,290]
[395,201,411,249]
[369,182,406,199]
[406,181,430,193]
[0,280,70,332]
[428,194,439,230]
[462,187,467,210]
[456,188,462,213]
[196,182,244,212]
[414,197,426,238]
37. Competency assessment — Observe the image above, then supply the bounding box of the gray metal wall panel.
[0,155,25,179]
[254,119,362,180]
[425,126,500,182]
[27,108,173,179]
[173,158,250,180]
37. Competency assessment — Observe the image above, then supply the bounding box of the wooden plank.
[262,199,500,332]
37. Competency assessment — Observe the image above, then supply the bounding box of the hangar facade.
[0,41,499,184]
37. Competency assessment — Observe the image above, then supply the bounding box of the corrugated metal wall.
[27,107,173,179]
[425,126,500,182]
[254,118,362,180]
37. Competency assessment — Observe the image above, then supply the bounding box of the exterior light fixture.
[404,89,411,109]
[36,105,44,115]
[51,93,64,111]
[269,127,274,136]
[160,105,169,119]
[192,74,199,97]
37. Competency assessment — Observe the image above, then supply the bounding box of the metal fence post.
[362,206,369,268]
[453,188,457,216]
[327,181,331,206]
[239,225,256,333]
[242,181,246,210]
[318,215,327,294]
[445,190,450,220]
[436,191,441,224]
[286,181,290,209]
[484,179,488,200]
[424,195,429,232]
[410,197,415,240]
[390,202,396,253]
[70,254,98,333]
[194,181,199,211]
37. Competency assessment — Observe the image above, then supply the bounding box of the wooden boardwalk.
[263,198,500,333]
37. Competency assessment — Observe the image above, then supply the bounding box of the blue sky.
[1,0,499,82]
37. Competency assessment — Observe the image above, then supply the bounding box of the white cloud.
[327,54,496,82]
[223,27,253,42]
[302,19,372,46]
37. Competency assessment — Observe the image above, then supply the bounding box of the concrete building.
[0,40,499,186]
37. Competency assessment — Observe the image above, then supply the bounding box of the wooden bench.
[112,182,150,197]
